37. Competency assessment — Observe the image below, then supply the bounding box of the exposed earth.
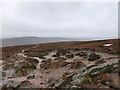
[0,39,120,89]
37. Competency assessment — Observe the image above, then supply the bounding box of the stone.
[52,55,57,57]
[75,52,87,57]
[71,78,85,86]
[7,80,20,88]
[27,75,35,79]
[70,61,85,69]
[49,80,56,87]
[81,64,113,76]
[54,78,64,88]
[66,54,74,59]
[17,80,33,88]
[56,49,68,56]
[54,72,74,88]
[1,81,20,90]
[1,84,15,90]
[15,58,39,76]
[88,53,100,61]
[55,57,67,61]
[70,86,81,89]
[81,84,99,88]
[73,63,114,80]
[95,59,105,65]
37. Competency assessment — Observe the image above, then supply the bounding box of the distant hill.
[1,37,77,47]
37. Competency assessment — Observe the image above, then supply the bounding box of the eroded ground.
[1,39,120,89]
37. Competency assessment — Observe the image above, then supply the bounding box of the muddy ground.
[0,39,120,89]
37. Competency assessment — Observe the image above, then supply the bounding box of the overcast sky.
[2,2,118,39]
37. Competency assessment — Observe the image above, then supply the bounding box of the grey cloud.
[2,2,118,39]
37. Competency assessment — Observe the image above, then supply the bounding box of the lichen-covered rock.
[70,61,85,69]
[17,80,33,88]
[81,64,113,76]
[75,52,87,57]
[81,84,99,88]
[54,72,75,88]
[1,80,20,90]
[95,59,105,65]
[70,86,81,89]
[71,78,85,86]
[52,55,57,57]
[27,75,35,79]
[15,58,39,76]
[72,63,118,86]
[54,78,65,88]
[56,49,68,56]
[60,62,70,67]
[7,81,20,88]
[40,59,51,69]
[55,57,67,61]
[88,53,100,61]
[1,84,15,90]
[66,54,74,59]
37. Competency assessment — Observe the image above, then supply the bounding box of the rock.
[99,73,111,81]
[70,86,81,89]
[109,73,120,88]
[82,64,113,76]
[27,75,35,79]
[71,78,85,86]
[15,58,39,76]
[60,62,70,67]
[75,53,83,57]
[7,81,20,88]
[81,84,99,88]
[88,53,100,61]
[100,85,110,88]
[73,63,114,80]
[55,57,67,61]
[1,80,20,90]
[40,59,51,69]
[1,84,15,90]
[75,52,87,57]
[49,80,56,87]
[95,59,105,65]
[17,80,33,88]
[56,49,68,56]
[70,61,85,69]
[54,72,74,88]
[3,69,16,78]
[54,78,64,88]
[51,57,118,88]
[74,48,80,51]
[52,55,57,57]
[66,54,74,59]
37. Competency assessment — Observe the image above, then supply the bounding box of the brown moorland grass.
[2,39,119,60]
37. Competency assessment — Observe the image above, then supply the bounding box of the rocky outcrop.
[88,53,100,61]
[66,54,74,59]
[75,52,87,57]
[52,61,119,88]
[1,81,20,90]
[55,57,67,61]
[70,61,85,69]
[27,75,35,79]
[17,81,33,88]
[15,58,39,76]
[40,59,51,69]
[56,49,68,56]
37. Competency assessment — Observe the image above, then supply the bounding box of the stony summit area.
[0,39,120,89]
